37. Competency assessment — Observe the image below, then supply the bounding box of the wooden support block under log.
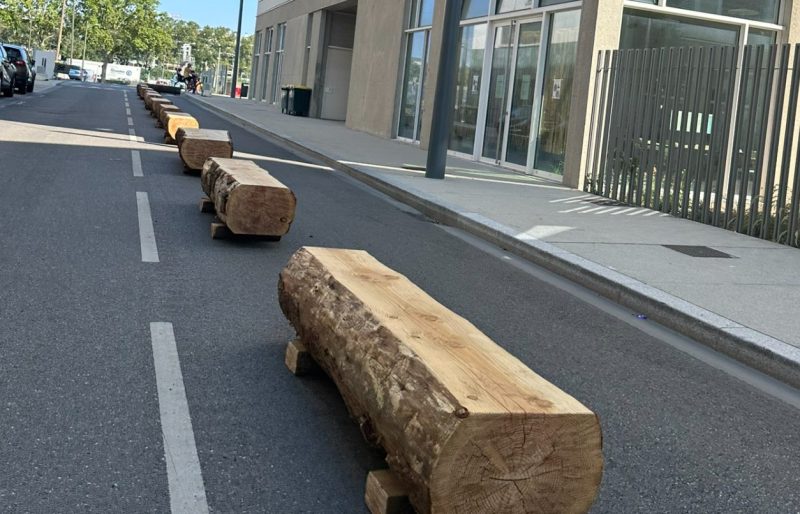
[198,196,214,213]
[365,470,413,514]
[176,128,234,171]
[201,157,296,237]
[278,247,604,514]
[284,339,318,376]
[163,111,199,142]
[210,221,232,239]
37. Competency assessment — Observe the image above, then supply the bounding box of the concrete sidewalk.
[184,93,800,388]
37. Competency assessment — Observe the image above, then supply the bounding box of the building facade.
[250,0,798,186]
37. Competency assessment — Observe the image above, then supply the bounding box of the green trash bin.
[285,85,312,116]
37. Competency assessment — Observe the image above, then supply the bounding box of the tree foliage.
[0,0,251,82]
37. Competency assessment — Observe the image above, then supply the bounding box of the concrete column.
[562,0,624,188]
[783,0,800,44]
[308,11,326,117]
[345,0,407,137]
[419,0,447,150]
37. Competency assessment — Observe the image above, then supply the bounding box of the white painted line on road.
[126,107,131,116]
[580,206,608,214]
[136,192,159,263]
[129,128,139,143]
[627,208,651,216]
[559,205,593,214]
[549,194,593,204]
[127,116,134,126]
[149,322,210,514]
[611,207,639,215]
[132,150,143,177]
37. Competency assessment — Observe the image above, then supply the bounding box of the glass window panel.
[747,28,777,47]
[260,54,270,100]
[483,26,514,159]
[450,23,487,153]
[419,0,435,26]
[497,0,532,15]
[667,0,780,24]
[506,22,541,166]
[620,9,739,49]
[462,0,490,19]
[534,10,580,175]
[398,32,427,140]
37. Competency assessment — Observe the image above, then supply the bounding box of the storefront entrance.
[480,19,541,168]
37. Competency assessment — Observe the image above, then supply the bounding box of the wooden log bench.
[143,91,162,110]
[136,83,148,98]
[279,247,604,514]
[176,128,233,171]
[201,157,296,239]
[149,98,172,117]
[157,104,182,128]
[163,111,199,144]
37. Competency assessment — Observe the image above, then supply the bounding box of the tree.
[0,0,63,51]
[80,0,172,81]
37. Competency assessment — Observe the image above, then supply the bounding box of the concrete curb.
[185,94,800,390]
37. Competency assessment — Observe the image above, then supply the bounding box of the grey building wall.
[346,0,407,138]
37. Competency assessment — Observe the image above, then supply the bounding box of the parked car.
[68,68,87,80]
[2,44,35,93]
[0,44,16,97]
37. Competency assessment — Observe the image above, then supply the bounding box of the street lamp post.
[230,0,244,98]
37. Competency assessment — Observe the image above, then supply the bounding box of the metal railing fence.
[586,44,800,248]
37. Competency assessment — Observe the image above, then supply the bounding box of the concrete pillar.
[783,0,800,44]
[562,0,625,188]
[308,11,326,117]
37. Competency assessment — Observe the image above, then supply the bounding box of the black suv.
[0,44,16,97]
[2,44,34,93]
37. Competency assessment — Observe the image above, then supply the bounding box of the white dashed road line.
[149,322,210,514]
[131,150,143,177]
[136,192,159,263]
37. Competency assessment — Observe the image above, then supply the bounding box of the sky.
[158,0,259,34]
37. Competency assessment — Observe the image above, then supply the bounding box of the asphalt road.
[0,82,798,513]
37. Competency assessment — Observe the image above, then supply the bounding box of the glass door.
[481,20,542,167]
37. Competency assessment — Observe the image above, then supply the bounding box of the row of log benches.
[137,84,604,514]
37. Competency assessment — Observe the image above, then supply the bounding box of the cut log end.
[365,470,413,514]
[284,339,318,376]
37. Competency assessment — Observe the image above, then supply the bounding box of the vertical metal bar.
[684,47,710,219]
[725,45,752,229]
[694,47,718,221]
[736,45,765,233]
[631,48,657,205]
[642,48,668,209]
[654,48,678,212]
[713,47,738,227]
[787,150,800,246]
[748,44,778,237]
[762,44,789,239]
[589,51,612,193]
[774,45,800,241]
[613,50,638,201]
[425,0,464,179]
[620,50,647,204]
[601,50,622,198]
[662,48,686,214]
[606,50,634,201]
[672,47,697,216]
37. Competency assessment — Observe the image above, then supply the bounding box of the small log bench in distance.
[149,98,172,117]
[163,111,199,143]
[143,91,162,110]
[176,128,233,170]
[278,247,604,514]
[201,157,296,237]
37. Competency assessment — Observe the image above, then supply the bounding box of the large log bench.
[176,128,233,171]
[279,247,604,514]
[201,157,296,239]
[157,104,182,128]
[136,83,148,98]
[163,111,199,144]
[143,90,162,110]
[149,97,172,117]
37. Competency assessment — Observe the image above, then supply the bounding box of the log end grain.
[365,470,413,514]
[164,112,200,140]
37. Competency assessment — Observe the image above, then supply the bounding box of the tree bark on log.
[278,247,604,514]
[201,157,296,236]
[176,128,233,170]
[163,111,199,141]
[150,98,172,117]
